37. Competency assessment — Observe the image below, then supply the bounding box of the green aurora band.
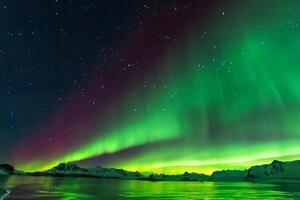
[18,1,300,174]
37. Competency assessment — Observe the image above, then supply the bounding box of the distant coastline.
[1,160,300,183]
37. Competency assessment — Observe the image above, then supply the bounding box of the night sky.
[1,0,300,175]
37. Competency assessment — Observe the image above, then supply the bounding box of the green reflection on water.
[1,176,300,199]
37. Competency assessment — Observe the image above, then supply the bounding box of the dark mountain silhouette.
[1,160,300,183]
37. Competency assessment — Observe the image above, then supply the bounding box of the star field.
[1,0,300,175]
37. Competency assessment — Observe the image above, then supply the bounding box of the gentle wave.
[0,189,10,200]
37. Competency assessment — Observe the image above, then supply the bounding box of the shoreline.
[1,159,300,183]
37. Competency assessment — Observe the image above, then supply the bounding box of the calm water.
[1,176,300,199]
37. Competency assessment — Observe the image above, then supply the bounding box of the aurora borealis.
[2,0,300,175]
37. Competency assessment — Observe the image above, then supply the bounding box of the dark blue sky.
[0,0,177,161]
